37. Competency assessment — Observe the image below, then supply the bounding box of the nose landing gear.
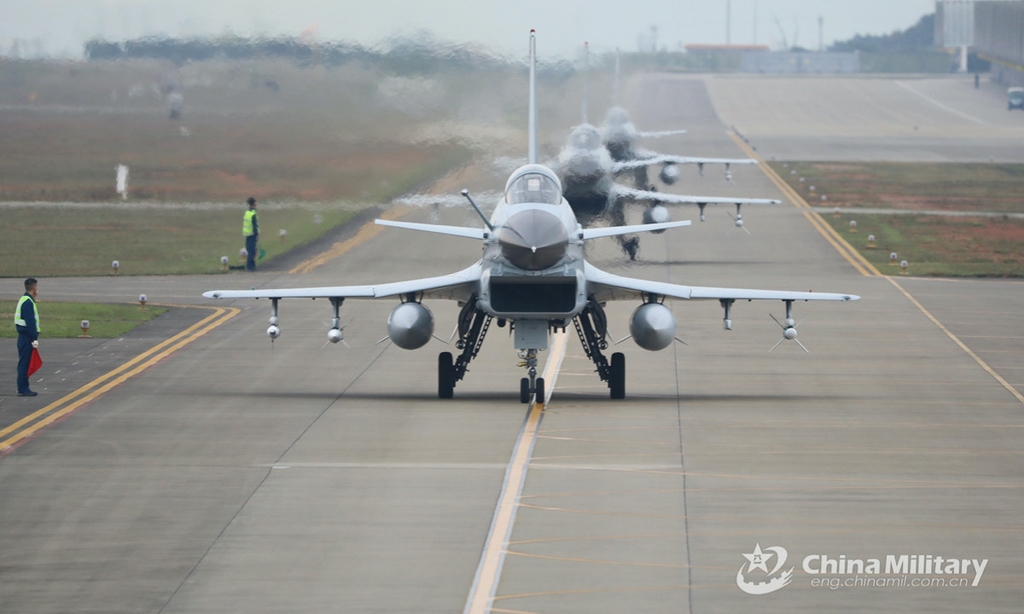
[518,349,545,404]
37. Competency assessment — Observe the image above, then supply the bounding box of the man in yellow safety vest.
[243,197,259,271]
[14,278,40,397]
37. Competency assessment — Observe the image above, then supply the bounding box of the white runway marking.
[895,80,986,125]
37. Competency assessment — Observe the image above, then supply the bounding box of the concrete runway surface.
[1,73,1022,613]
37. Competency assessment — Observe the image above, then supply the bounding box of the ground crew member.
[243,197,259,271]
[15,278,40,397]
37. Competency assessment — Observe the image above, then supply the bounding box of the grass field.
[830,213,1024,277]
[772,161,1024,212]
[0,204,359,276]
[0,56,605,278]
[1,301,167,338]
[0,58,538,277]
[770,161,1024,277]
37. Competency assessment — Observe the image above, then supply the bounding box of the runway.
[1,73,1023,613]
[704,73,1024,162]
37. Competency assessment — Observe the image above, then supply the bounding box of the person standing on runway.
[14,277,40,397]
[243,197,259,272]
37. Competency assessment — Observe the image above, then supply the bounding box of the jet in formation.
[554,121,778,258]
[598,46,752,189]
[553,44,780,259]
[204,32,858,403]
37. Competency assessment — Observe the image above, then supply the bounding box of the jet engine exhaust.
[498,209,569,270]
[629,303,676,351]
[387,302,435,350]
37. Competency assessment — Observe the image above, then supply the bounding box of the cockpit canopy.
[504,164,563,205]
[569,125,602,151]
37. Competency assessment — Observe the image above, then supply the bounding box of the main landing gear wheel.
[438,352,455,399]
[609,352,625,399]
[520,377,546,404]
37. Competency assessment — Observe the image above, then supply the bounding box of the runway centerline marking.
[463,331,567,614]
[0,305,239,455]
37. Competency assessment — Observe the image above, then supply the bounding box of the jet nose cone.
[498,209,569,270]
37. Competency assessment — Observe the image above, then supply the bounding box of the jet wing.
[636,129,688,138]
[203,264,481,302]
[375,219,487,240]
[612,154,757,173]
[611,184,781,206]
[584,262,859,303]
[581,219,690,239]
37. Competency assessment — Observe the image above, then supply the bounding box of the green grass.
[0,206,359,276]
[0,58,496,277]
[826,214,1024,277]
[1,301,167,338]
[771,161,1024,277]
[770,161,1024,213]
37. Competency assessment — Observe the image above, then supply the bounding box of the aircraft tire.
[520,378,530,404]
[535,378,545,404]
[610,352,625,399]
[438,352,455,399]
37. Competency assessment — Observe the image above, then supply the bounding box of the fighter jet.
[600,48,755,190]
[554,121,779,259]
[553,45,779,259]
[602,104,752,187]
[203,32,858,402]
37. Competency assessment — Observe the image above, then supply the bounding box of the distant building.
[684,44,860,75]
[684,44,770,54]
[936,0,975,71]
[973,1,1024,86]
[741,51,861,74]
[683,44,770,72]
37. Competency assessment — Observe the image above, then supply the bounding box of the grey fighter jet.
[554,45,779,259]
[601,48,757,190]
[204,32,858,402]
[555,121,779,259]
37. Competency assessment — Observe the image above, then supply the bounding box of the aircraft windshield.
[506,172,561,205]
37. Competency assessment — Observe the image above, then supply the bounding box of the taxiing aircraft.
[555,45,779,259]
[601,49,755,188]
[203,32,858,403]
[603,104,751,187]
[555,121,779,259]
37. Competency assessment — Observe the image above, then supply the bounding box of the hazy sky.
[4,0,936,59]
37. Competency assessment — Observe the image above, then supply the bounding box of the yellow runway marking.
[289,207,408,275]
[0,305,239,454]
[729,132,881,277]
[464,332,567,614]
[732,131,1024,405]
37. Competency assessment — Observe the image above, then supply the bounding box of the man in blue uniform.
[243,197,259,271]
[14,278,40,397]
